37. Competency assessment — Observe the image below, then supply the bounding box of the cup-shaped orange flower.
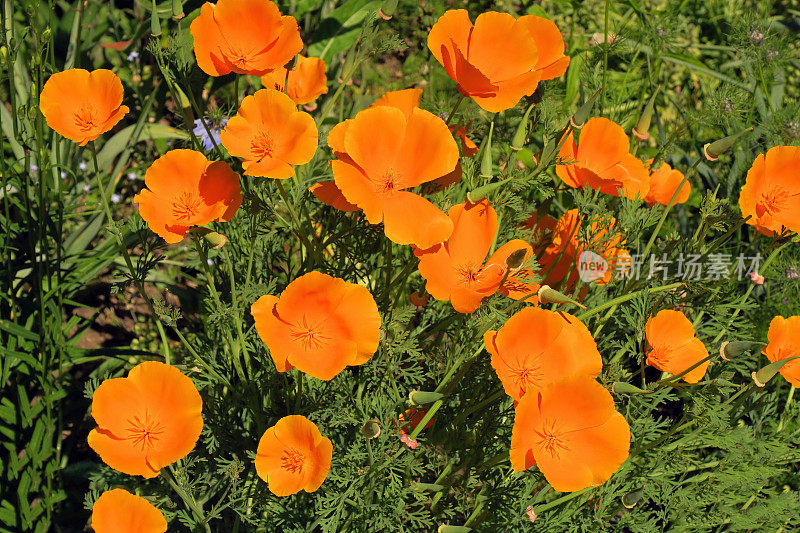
[91,489,167,533]
[190,0,302,77]
[327,96,459,248]
[485,308,602,402]
[39,69,128,146]
[261,55,329,105]
[255,415,333,496]
[220,88,318,179]
[763,316,800,386]
[645,310,709,383]
[427,10,569,112]
[414,199,506,313]
[557,117,649,200]
[644,160,691,206]
[510,376,630,492]
[87,361,203,478]
[739,146,800,236]
[250,271,381,380]
[133,150,242,244]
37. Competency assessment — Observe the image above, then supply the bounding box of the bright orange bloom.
[133,150,242,244]
[397,408,434,434]
[487,239,539,301]
[309,181,359,212]
[190,0,302,77]
[91,489,167,533]
[220,88,317,179]
[485,308,601,402]
[250,271,381,380]
[449,124,478,157]
[415,199,506,313]
[510,376,630,492]
[763,315,800,387]
[39,69,128,146]
[645,160,691,206]
[327,93,458,248]
[557,117,649,200]
[87,362,203,478]
[427,10,569,112]
[261,55,329,105]
[645,310,709,383]
[739,146,800,236]
[255,415,332,496]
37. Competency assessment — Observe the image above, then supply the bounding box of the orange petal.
[576,117,630,173]
[371,88,422,119]
[518,15,570,80]
[427,10,474,80]
[645,161,691,206]
[251,294,293,372]
[331,159,383,223]
[91,489,167,533]
[447,199,497,266]
[392,108,459,188]
[310,181,360,212]
[189,3,232,76]
[381,191,454,248]
[468,12,538,85]
[343,106,406,182]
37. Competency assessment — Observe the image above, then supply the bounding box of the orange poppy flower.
[261,55,329,105]
[645,310,709,383]
[486,239,539,301]
[449,124,478,157]
[414,199,506,313]
[763,315,800,387]
[739,146,800,236]
[485,308,602,402]
[87,361,203,478]
[39,69,128,146]
[427,10,569,112]
[409,291,429,307]
[309,181,359,212]
[397,408,434,434]
[220,88,318,179]
[557,117,649,200]
[255,415,332,496]
[91,489,167,533]
[510,376,630,492]
[133,150,242,244]
[190,0,302,77]
[327,97,458,248]
[644,160,691,206]
[250,271,381,380]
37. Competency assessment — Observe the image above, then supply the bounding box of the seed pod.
[511,104,535,151]
[150,0,162,36]
[632,86,660,140]
[752,356,800,387]
[703,127,753,161]
[409,390,445,405]
[537,285,587,310]
[570,87,603,129]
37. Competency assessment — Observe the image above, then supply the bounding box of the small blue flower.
[127,172,137,180]
[127,51,139,62]
[79,162,88,171]
[30,164,39,172]
[206,258,214,266]
[60,171,67,179]
[192,117,228,151]
[111,193,121,203]
[83,184,91,193]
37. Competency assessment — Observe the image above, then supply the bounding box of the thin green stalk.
[445,95,464,126]
[577,281,683,321]
[163,467,212,533]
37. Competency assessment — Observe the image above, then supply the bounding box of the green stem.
[163,467,212,533]
[445,95,464,126]
[577,281,683,321]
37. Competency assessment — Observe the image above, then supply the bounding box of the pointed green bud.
[570,87,603,129]
[612,382,651,394]
[632,86,660,140]
[719,340,765,361]
[191,227,227,249]
[480,121,494,178]
[438,526,472,533]
[150,0,162,36]
[622,487,644,508]
[537,285,587,310]
[409,390,445,405]
[361,420,381,439]
[752,356,799,387]
[703,127,753,161]
[379,0,398,20]
[511,104,535,151]
[466,177,511,203]
[172,0,185,19]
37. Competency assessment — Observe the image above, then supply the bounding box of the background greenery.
[1,0,799,531]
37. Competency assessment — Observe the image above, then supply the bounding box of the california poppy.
[557,117,649,200]
[645,309,709,383]
[133,150,242,244]
[90,488,167,533]
[87,361,203,478]
[327,94,459,248]
[645,160,691,206]
[739,146,800,236]
[397,408,434,434]
[486,239,539,301]
[190,0,302,77]
[510,376,630,492]
[220,88,318,179]
[309,181,359,212]
[763,315,800,387]
[415,199,506,313]
[261,55,329,105]
[255,415,333,496]
[39,69,129,146]
[250,271,381,380]
[485,308,602,402]
[427,10,569,112]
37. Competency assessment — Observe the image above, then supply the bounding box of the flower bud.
[191,227,227,249]
[537,285,587,310]
[438,526,472,533]
[511,104,534,151]
[379,0,398,20]
[361,420,381,439]
[150,0,162,36]
[465,177,511,203]
[703,127,753,161]
[612,382,651,394]
[409,390,444,405]
[172,0,185,19]
[622,487,644,508]
[632,86,660,140]
[719,341,764,361]
[570,87,603,129]
[752,356,800,387]
[41,27,51,41]
[479,121,494,178]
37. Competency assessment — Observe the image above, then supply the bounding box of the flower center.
[290,316,329,351]
[172,191,203,222]
[250,131,274,161]
[281,448,304,474]
[74,105,98,132]
[539,431,565,458]
[381,169,399,193]
[457,264,481,285]
[511,365,543,395]
[757,187,791,217]
[126,411,165,451]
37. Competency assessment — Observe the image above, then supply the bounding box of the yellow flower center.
[172,191,203,222]
[281,448,305,474]
[74,105,98,132]
[126,411,165,451]
[251,131,275,161]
